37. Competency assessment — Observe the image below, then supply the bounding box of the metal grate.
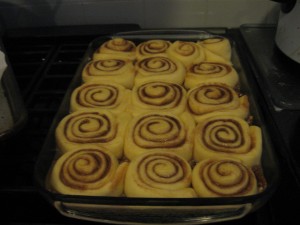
[0,36,92,193]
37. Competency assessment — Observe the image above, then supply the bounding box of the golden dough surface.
[50,37,266,198]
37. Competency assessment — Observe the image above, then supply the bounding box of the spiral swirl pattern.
[50,148,128,196]
[70,82,130,114]
[85,59,127,76]
[194,115,262,167]
[124,152,197,198]
[185,62,238,89]
[63,111,116,144]
[133,114,185,148]
[82,58,135,88]
[124,112,194,161]
[187,83,239,115]
[189,62,232,77]
[136,153,189,188]
[99,38,136,54]
[171,41,199,56]
[192,159,257,197]
[74,83,119,107]
[201,118,250,154]
[167,41,205,67]
[135,82,185,110]
[189,84,233,105]
[137,56,177,75]
[59,149,113,190]
[137,40,171,59]
[55,110,131,159]
[135,56,186,86]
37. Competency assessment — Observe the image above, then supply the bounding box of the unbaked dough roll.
[82,58,135,89]
[167,41,205,68]
[129,81,186,116]
[136,39,171,60]
[125,151,197,198]
[70,81,131,114]
[184,61,239,89]
[202,49,232,65]
[198,37,232,62]
[124,112,195,161]
[193,115,262,167]
[192,158,257,197]
[187,83,249,122]
[93,38,136,61]
[134,56,186,86]
[55,109,131,159]
[50,147,128,196]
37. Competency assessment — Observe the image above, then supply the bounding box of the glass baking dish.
[34,30,280,224]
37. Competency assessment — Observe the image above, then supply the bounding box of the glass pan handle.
[54,201,253,224]
[112,29,222,40]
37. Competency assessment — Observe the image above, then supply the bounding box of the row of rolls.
[49,37,265,199]
[82,37,238,90]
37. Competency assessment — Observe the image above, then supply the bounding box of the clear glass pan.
[34,30,280,224]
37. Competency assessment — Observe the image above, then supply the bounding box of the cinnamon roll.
[192,158,258,197]
[136,39,171,60]
[198,37,232,63]
[134,56,186,86]
[55,109,131,159]
[70,81,131,114]
[50,147,128,196]
[124,112,195,161]
[94,38,136,61]
[82,57,135,89]
[193,115,262,167]
[184,61,239,89]
[129,81,187,116]
[124,151,197,198]
[166,41,205,68]
[187,83,249,122]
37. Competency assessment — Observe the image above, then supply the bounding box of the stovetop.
[0,24,299,225]
[240,25,300,183]
[237,24,300,225]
